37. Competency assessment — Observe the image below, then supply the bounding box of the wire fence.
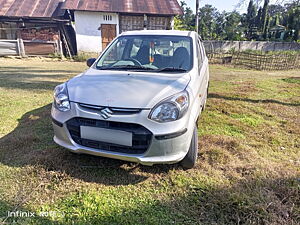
[207,51,300,70]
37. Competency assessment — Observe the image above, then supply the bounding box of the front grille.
[78,103,142,115]
[66,117,153,154]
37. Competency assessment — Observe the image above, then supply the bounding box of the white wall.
[74,11,119,53]
[203,40,300,52]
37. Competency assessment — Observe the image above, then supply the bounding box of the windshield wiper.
[98,65,155,71]
[156,67,187,72]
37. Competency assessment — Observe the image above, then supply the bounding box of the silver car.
[51,30,209,169]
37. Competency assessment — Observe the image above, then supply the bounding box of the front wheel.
[180,124,198,169]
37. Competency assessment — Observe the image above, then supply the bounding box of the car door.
[196,35,209,108]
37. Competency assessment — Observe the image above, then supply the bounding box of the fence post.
[59,40,64,59]
[56,40,64,59]
[16,39,21,56]
[17,38,25,57]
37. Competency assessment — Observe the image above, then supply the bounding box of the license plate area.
[80,126,132,147]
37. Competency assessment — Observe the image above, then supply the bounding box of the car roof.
[120,30,195,37]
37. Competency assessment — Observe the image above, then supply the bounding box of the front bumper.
[51,102,194,165]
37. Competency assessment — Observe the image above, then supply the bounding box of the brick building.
[0,0,76,56]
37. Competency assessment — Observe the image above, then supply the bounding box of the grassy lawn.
[0,58,299,224]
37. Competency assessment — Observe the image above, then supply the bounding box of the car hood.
[67,68,190,109]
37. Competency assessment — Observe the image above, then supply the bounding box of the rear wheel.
[180,124,198,169]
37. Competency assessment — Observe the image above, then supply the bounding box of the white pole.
[196,0,200,33]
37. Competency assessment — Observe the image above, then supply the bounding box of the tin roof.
[62,0,183,15]
[0,0,64,18]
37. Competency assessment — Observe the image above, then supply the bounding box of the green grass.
[230,113,264,127]
[282,77,300,84]
[0,58,299,224]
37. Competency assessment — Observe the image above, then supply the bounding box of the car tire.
[180,124,198,169]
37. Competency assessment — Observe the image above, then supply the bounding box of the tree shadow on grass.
[209,93,300,107]
[0,71,71,91]
[0,104,178,186]
[89,177,299,224]
[1,177,296,225]
[0,63,82,91]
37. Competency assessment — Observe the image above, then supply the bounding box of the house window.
[120,15,144,32]
[103,15,112,21]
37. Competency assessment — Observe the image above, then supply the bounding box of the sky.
[184,0,240,13]
[183,0,280,13]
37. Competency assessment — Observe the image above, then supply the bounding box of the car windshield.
[96,35,193,72]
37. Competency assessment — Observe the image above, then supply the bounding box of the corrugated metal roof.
[62,0,183,15]
[0,0,64,18]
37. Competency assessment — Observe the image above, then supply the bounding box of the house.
[0,0,76,56]
[269,25,286,40]
[62,0,183,53]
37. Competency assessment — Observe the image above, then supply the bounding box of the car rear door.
[196,35,209,108]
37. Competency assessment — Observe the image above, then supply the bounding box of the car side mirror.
[86,58,96,67]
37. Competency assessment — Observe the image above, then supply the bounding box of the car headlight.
[149,91,189,123]
[54,83,70,112]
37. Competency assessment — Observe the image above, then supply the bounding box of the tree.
[215,11,227,39]
[268,4,285,17]
[175,0,299,41]
[255,7,263,29]
[198,5,219,40]
[224,12,244,40]
[261,0,270,36]
[236,0,296,9]
[272,14,281,26]
[174,1,195,31]
[286,3,300,41]
[246,0,257,28]
[263,14,271,39]
[245,0,258,39]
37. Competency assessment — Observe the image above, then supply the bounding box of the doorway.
[101,24,116,51]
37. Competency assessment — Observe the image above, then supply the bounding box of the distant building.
[269,25,286,40]
[0,0,183,56]
[62,0,183,53]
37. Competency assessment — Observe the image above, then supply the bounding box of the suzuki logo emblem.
[99,108,113,119]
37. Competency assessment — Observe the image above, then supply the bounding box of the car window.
[199,40,206,60]
[130,39,143,57]
[96,35,193,72]
[100,39,128,66]
[197,38,203,68]
[196,37,200,58]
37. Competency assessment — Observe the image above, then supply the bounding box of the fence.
[232,52,300,70]
[207,51,300,70]
[207,52,233,64]
[0,40,18,55]
[203,41,300,52]
[0,39,63,57]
